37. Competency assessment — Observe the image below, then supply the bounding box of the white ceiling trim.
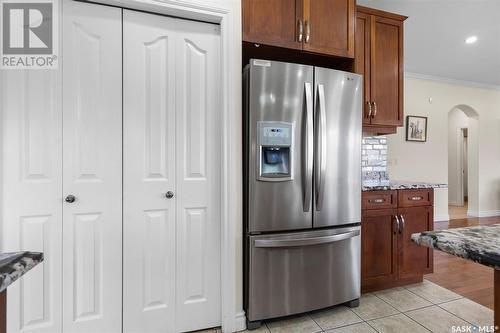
[404,72,500,92]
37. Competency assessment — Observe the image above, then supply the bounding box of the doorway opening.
[447,105,478,220]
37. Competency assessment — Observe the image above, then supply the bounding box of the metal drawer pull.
[399,214,405,233]
[394,215,401,234]
[305,20,310,43]
[372,102,377,117]
[254,230,360,248]
[297,19,303,42]
[410,196,423,201]
[369,198,385,204]
[367,101,373,118]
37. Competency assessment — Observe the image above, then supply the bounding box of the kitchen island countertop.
[411,224,500,270]
[0,252,43,293]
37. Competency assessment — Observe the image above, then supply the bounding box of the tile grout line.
[399,312,433,332]
[434,302,484,327]
[402,282,463,306]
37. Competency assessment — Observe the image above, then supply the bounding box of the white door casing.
[2,70,63,333]
[123,9,221,332]
[62,1,122,332]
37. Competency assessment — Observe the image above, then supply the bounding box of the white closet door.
[123,10,221,333]
[2,70,62,333]
[123,10,177,333]
[62,1,122,332]
[173,17,221,333]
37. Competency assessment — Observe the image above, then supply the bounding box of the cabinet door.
[355,11,372,124]
[62,1,123,332]
[303,0,355,57]
[361,209,398,291]
[398,206,434,280]
[370,16,403,126]
[243,0,302,49]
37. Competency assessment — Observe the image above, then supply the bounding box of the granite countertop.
[362,180,448,192]
[411,224,500,270]
[0,252,44,293]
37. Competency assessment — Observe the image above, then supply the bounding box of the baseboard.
[434,214,449,222]
[233,311,246,332]
[474,210,500,218]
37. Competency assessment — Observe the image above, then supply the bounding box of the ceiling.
[357,0,500,88]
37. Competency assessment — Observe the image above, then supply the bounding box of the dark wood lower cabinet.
[361,209,398,291]
[398,206,434,279]
[361,189,434,292]
[0,291,6,333]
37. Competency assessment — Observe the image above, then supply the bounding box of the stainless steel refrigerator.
[243,59,362,328]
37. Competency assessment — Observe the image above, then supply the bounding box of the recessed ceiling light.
[465,36,478,44]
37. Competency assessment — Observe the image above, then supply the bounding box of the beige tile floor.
[195,280,494,333]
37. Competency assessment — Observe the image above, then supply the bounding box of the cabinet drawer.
[398,189,433,207]
[362,191,397,210]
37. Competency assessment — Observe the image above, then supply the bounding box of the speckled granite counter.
[411,224,500,270]
[362,180,448,192]
[0,252,43,293]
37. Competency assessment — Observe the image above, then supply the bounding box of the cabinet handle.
[372,102,377,117]
[297,19,303,42]
[410,196,423,201]
[366,101,372,119]
[394,215,400,234]
[305,20,310,43]
[399,214,405,234]
[65,195,76,203]
[368,198,385,204]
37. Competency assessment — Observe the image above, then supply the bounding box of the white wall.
[447,108,469,206]
[388,76,500,220]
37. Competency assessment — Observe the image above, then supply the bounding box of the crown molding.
[404,72,500,91]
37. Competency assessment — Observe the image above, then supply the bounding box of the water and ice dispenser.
[257,121,293,181]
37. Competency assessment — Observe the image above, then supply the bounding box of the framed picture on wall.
[406,116,428,142]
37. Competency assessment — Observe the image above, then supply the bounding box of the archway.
[447,104,479,219]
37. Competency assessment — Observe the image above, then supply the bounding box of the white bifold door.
[123,10,222,333]
[2,2,221,333]
[62,1,123,332]
[2,1,122,332]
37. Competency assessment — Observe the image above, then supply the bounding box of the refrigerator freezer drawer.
[247,226,361,321]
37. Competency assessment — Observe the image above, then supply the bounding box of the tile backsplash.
[362,136,388,182]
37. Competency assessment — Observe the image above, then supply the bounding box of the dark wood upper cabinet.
[355,11,371,125]
[242,0,355,58]
[355,6,407,132]
[242,0,303,50]
[302,0,355,58]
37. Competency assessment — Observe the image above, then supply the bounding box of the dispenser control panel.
[259,122,292,147]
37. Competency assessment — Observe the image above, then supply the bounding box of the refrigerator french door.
[244,59,362,325]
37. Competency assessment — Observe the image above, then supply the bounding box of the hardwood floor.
[425,216,500,310]
[448,203,468,220]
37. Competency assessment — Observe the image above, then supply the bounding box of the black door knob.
[165,191,174,199]
[65,195,76,203]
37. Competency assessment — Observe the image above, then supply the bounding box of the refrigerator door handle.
[303,82,314,212]
[315,84,327,211]
[254,230,360,248]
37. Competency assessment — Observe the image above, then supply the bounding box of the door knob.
[65,195,76,203]
[165,191,174,199]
